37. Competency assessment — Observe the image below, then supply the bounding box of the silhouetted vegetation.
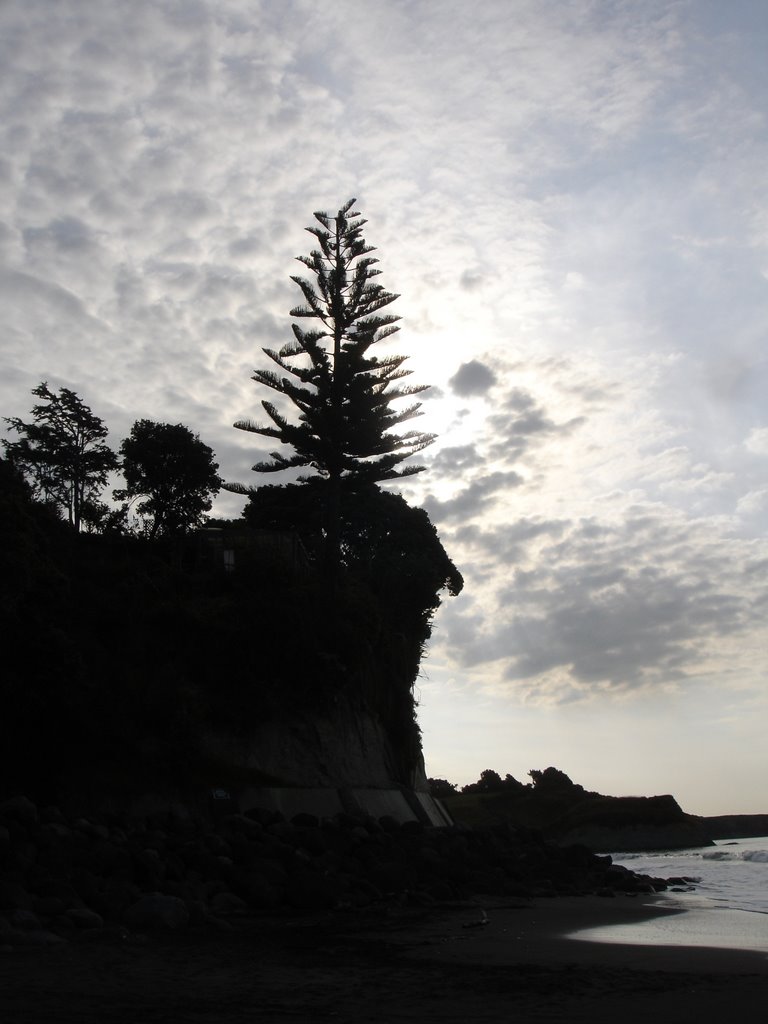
[426,777,458,798]
[2,382,118,532]
[460,769,528,794]
[1,203,462,808]
[245,480,462,629]
[1,450,461,803]
[115,419,221,538]
[227,199,435,575]
[429,766,711,849]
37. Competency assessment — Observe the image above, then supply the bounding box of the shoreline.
[396,893,768,973]
[2,894,768,1023]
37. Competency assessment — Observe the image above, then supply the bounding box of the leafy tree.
[428,777,458,798]
[528,767,582,793]
[461,769,527,794]
[502,773,526,794]
[229,198,435,572]
[115,420,221,539]
[462,769,504,794]
[2,382,118,532]
[244,480,462,624]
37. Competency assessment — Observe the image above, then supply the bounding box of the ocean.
[613,835,768,916]
[569,835,768,952]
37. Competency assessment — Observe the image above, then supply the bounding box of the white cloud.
[745,426,768,456]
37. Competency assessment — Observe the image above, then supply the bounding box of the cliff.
[702,814,768,840]
[1,468,455,814]
[443,771,713,851]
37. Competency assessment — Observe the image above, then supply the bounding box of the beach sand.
[1,896,767,1022]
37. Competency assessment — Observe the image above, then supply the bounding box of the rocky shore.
[0,794,684,949]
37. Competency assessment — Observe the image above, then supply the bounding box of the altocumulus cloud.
[449,360,498,397]
[436,505,766,705]
[415,350,768,708]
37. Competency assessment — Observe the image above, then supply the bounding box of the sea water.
[570,836,768,952]
[613,835,768,915]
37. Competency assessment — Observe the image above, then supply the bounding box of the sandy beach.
[2,894,767,1023]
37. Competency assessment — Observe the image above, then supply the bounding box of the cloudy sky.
[2,0,766,814]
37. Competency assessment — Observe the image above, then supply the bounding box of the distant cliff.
[702,814,768,839]
[442,769,713,851]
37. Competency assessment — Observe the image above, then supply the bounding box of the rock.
[0,792,690,942]
[124,892,190,931]
[66,908,104,930]
[70,867,100,906]
[32,895,67,918]
[38,822,74,846]
[244,806,283,828]
[426,879,454,901]
[131,847,164,887]
[8,929,66,946]
[368,859,409,894]
[291,812,320,828]
[33,879,84,910]
[202,879,230,900]
[293,827,327,857]
[0,879,33,911]
[220,814,262,839]
[74,818,110,842]
[39,806,67,825]
[92,880,139,920]
[209,891,247,916]
[183,899,208,926]
[230,869,283,910]
[0,796,39,825]
[11,908,42,930]
[0,825,10,861]
[400,820,424,836]
[204,834,231,857]
[559,820,713,853]
[286,868,340,910]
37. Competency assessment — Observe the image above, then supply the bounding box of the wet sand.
[1,895,767,1022]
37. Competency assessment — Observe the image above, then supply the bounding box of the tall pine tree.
[230,199,435,573]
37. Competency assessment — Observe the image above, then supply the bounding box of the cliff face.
[201,702,429,792]
[1,488,432,805]
[554,819,713,852]
[702,814,768,839]
[444,779,714,851]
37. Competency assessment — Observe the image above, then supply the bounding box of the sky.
[1,0,766,815]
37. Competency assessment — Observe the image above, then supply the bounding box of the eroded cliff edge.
[1,469,459,813]
[442,769,714,851]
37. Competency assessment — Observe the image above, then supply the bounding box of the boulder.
[0,824,10,861]
[0,796,39,825]
[0,878,33,911]
[66,908,104,930]
[229,868,283,910]
[209,891,247,916]
[123,892,190,930]
[10,908,42,930]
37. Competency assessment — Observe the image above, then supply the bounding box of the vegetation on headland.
[0,451,460,803]
[1,201,462,805]
[429,767,715,851]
